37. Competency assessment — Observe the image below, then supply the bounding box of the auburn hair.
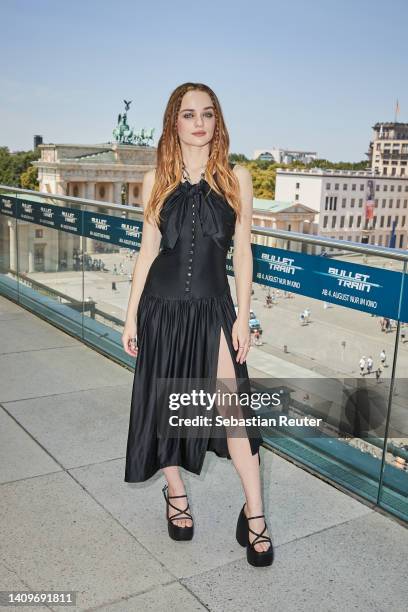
[144,82,242,227]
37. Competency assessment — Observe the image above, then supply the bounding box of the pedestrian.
[366,356,373,374]
[359,356,366,376]
[375,368,381,383]
[300,312,305,326]
[380,349,386,367]
[401,325,406,343]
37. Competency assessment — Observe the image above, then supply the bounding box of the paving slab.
[182,512,408,612]
[0,346,131,403]
[93,581,207,612]
[0,407,60,483]
[0,472,173,612]
[5,385,132,470]
[0,308,78,354]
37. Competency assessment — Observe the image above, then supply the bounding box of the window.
[382,199,386,208]
[295,194,299,200]
[35,229,43,238]
[335,183,339,190]
[359,199,363,207]
[378,235,383,245]
[387,216,392,227]
[326,183,331,190]
[351,198,355,207]
[357,215,361,227]
[343,184,347,190]
[373,216,377,228]
[340,215,345,228]
[352,184,356,191]
[348,216,354,228]
[396,199,400,208]
[402,216,406,227]
[360,184,364,191]
[380,215,384,228]
[398,185,402,192]
[342,198,346,207]
[390,184,395,191]
[376,185,380,191]
[323,215,328,228]
[296,182,300,189]
[384,184,388,191]
[331,216,336,228]
[389,199,393,208]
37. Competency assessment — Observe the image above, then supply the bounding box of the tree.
[0,146,40,188]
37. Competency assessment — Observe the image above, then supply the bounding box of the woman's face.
[177,89,216,147]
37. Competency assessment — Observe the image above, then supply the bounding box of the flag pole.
[394,98,399,122]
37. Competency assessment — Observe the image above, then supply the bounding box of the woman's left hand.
[232,317,251,364]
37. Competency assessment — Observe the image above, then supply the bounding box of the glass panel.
[239,234,406,508]
[377,264,408,521]
[14,194,84,336]
[81,203,143,368]
[0,194,18,300]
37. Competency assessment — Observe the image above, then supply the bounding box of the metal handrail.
[1,184,408,262]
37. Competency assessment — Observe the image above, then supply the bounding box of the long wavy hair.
[144,82,242,227]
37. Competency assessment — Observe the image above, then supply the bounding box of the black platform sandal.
[236,502,274,566]
[162,484,194,541]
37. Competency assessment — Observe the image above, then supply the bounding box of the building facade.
[367,122,408,177]
[252,198,317,252]
[276,168,408,250]
[32,143,157,206]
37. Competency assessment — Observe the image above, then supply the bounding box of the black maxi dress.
[124,169,263,483]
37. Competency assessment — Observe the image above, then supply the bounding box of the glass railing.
[1,185,407,523]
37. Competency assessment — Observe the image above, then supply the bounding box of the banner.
[251,243,405,320]
[83,210,143,250]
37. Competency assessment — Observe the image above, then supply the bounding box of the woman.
[122,82,273,567]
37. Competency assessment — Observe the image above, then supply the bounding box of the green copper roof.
[253,198,296,212]
[63,149,116,163]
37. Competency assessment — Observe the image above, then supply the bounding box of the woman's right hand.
[122,319,138,357]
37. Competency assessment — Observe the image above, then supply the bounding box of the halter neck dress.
[124,164,263,482]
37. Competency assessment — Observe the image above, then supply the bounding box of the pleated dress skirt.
[124,178,263,483]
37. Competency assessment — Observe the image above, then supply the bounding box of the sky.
[1,0,407,162]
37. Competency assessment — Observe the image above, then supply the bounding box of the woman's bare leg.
[216,326,270,552]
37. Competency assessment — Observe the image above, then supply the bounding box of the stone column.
[113,182,123,204]
[56,180,67,196]
[79,183,87,199]
[86,182,96,201]
[8,220,17,272]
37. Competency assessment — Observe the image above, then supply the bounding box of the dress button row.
[185,199,197,293]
